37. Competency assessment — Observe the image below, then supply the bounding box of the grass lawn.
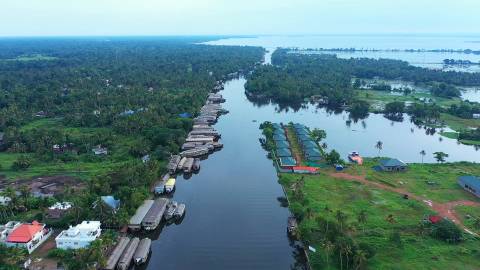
[280,171,480,270]
[4,54,58,62]
[346,158,480,203]
[440,113,480,131]
[356,90,460,110]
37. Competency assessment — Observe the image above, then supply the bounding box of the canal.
[144,77,302,269]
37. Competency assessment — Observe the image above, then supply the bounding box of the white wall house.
[55,221,101,250]
[5,221,51,254]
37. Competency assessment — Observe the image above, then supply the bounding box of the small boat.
[192,158,201,171]
[165,178,176,193]
[174,203,186,218]
[287,216,298,235]
[164,201,178,220]
[348,151,363,165]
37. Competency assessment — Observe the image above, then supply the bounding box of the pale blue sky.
[1,0,479,36]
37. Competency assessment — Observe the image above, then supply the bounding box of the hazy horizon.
[1,0,479,37]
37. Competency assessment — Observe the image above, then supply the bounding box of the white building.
[55,221,101,250]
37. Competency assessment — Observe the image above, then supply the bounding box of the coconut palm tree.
[336,210,348,232]
[354,249,368,270]
[420,150,426,163]
[357,210,368,233]
[375,140,383,156]
[324,240,335,269]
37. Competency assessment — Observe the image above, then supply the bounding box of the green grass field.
[280,171,480,270]
[348,159,480,203]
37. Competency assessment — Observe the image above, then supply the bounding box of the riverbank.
[278,159,480,269]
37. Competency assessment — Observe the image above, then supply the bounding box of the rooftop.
[458,176,480,190]
[7,221,44,243]
[379,158,407,167]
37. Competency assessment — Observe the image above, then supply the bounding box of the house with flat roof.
[55,221,101,250]
[5,221,51,253]
[378,158,407,172]
[458,176,480,198]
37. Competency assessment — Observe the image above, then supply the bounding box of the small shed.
[378,158,407,172]
[293,166,318,174]
[458,176,480,198]
[279,157,296,168]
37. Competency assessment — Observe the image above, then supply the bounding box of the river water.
[142,36,480,270]
[143,78,302,270]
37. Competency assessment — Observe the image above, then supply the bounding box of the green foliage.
[433,152,449,163]
[430,219,463,243]
[310,128,327,142]
[384,101,405,118]
[325,150,342,165]
[11,155,31,171]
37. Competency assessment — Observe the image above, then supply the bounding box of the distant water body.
[206,35,480,72]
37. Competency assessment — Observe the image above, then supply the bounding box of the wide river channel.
[143,45,480,270]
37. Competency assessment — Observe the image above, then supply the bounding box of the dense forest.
[246,49,480,105]
[0,38,264,229]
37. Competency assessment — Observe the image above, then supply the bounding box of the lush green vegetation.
[0,38,263,238]
[279,160,480,269]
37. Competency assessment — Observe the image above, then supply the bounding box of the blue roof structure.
[305,148,322,157]
[295,128,309,135]
[275,140,290,149]
[279,157,296,167]
[178,112,192,118]
[297,134,312,142]
[101,196,120,210]
[302,140,318,149]
[458,175,480,197]
[277,148,292,157]
[274,129,285,135]
[272,123,282,130]
[379,159,407,167]
[273,134,287,141]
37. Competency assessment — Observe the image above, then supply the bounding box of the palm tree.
[336,210,347,232]
[357,210,368,233]
[324,240,335,269]
[420,150,426,163]
[344,244,353,270]
[354,249,368,270]
[375,141,383,156]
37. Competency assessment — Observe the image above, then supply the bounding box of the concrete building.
[55,221,101,250]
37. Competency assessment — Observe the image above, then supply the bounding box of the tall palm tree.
[357,210,368,233]
[420,150,426,163]
[324,240,334,269]
[375,141,383,157]
[336,210,347,232]
[354,249,368,270]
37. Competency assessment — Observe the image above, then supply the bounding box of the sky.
[1,0,479,36]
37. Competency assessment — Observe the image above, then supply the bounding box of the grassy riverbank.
[279,160,480,270]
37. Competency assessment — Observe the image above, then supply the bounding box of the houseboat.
[133,238,151,265]
[165,178,176,193]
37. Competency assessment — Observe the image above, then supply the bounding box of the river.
[143,77,303,270]
[141,37,480,270]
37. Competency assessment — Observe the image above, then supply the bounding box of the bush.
[11,155,32,171]
[430,219,463,243]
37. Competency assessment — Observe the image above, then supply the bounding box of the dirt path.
[284,127,303,165]
[329,172,480,232]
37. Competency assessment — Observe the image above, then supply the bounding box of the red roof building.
[6,221,50,253]
[7,221,44,243]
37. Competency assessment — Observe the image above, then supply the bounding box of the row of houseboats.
[105,237,152,270]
